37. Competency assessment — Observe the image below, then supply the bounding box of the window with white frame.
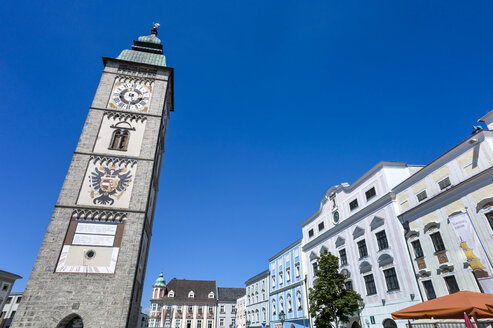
[296,291,302,310]
[485,211,493,231]
[272,301,276,315]
[208,320,213,328]
[286,267,291,282]
[272,274,276,286]
[279,296,284,313]
[279,271,283,285]
[188,291,195,298]
[208,292,214,298]
[220,318,224,326]
[169,290,175,297]
[175,319,181,328]
[197,320,202,328]
[417,190,428,202]
[287,294,292,312]
[438,177,451,190]
[295,263,300,277]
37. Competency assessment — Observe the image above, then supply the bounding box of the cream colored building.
[236,295,246,328]
[394,110,493,299]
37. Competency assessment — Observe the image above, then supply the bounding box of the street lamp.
[279,311,285,328]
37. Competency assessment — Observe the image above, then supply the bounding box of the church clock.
[109,82,152,111]
[11,24,173,328]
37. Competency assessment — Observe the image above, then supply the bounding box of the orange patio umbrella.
[392,291,493,319]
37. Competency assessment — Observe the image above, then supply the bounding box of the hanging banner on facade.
[449,212,493,293]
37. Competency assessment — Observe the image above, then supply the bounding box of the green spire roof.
[117,24,166,67]
[154,272,166,287]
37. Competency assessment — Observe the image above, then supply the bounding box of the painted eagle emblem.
[88,165,133,205]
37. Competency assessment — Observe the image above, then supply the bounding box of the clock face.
[112,83,150,110]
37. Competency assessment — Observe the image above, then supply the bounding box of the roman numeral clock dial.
[109,82,152,112]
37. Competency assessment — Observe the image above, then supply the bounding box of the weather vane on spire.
[151,22,160,35]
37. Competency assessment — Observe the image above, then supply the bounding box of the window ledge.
[108,148,128,152]
[377,247,391,254]
[359,256,369,261]
[386,289,400,294]
[434,249,447,256]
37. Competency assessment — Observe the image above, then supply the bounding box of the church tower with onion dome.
[11,25,174,328]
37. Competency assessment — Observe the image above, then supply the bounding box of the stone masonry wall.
[11,60,172,328]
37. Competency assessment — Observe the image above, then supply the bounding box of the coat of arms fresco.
[88,164,133,205]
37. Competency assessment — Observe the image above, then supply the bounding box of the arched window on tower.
[109,129,130,150]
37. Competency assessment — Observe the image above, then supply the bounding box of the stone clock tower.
[12,25,173,328]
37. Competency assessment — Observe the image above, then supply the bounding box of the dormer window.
[168,290,175,297]
[208,292,214,299]
[188,291,195,298]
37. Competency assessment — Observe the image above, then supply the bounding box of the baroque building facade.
[149,274,245,328]
[301,162,423,328]
[12,26,173,328]
[269,240,309,328]
[394,110,493,298]
[245,270,270,328]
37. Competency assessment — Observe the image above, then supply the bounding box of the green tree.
[309,250,362,328]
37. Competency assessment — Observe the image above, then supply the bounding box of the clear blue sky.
[1,0,493,311]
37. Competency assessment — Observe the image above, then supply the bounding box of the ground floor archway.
[383,319,397,328]
[56,314,83,328]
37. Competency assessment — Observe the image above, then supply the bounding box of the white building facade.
[217,288,246,328]
[0,292,22,328]
[394,111,493,298]
[245,270,270,328]
[0,271,21,316]
[301,162,423,328]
